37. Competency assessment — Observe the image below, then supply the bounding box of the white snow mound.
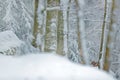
[0,30,23,52]
[0,53,116,80]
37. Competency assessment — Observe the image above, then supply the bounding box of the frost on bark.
[32,0,46,51]
[56,10,64,55]
[65,0,81,63]
[103,0,114,71]
[109,0,120,79]
[83,0,105,65]
[32,0,39,49]
[76,0,89,64]
[44,0,59,53]
[97,0,113,70]
[38,0,47,52]
[98,0,107,69]
[45,11,58,52]
[60,0,69,55]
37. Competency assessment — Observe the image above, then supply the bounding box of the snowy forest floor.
[0,53,116,80]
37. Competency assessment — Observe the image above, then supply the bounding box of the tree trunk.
[44,0,59,53]
[98,0,107,69]
[103,0,114,71]
[76,0,89,65]
[32,0,39,48]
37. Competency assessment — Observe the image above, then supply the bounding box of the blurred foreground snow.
[0,53,116,80]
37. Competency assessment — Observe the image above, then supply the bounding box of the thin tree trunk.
[103,0,114,71]
[32,0,39,48]
[75,0,85,64]
[76,0,89,65]
[62,0,69,55]
[63,7,68,55]
[41,0,47,52]
[98,0,114,70]
[98,0,107,69]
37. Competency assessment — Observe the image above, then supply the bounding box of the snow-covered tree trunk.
[33,0,47,52]
[56,1,64,55]
[98,0,113,70]
[65,0,81,63]
[44,0,59,53]
[103,0,114,71]
[32,0,39,49]
[41,0,47,52]
[76,0,89,65]
[98,0,107,69]
[61,0,69,55]
[110,0,120,79]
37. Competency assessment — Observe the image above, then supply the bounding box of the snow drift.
[0,31,24,55]
[0,53,116,80]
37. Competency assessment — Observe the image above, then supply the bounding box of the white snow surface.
[0,31,23,52]
[0,53,116,80]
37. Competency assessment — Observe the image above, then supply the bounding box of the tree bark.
[76,0,89,65]
[32,0,39,48]
[103,0,114,71]
[98,0,107,69]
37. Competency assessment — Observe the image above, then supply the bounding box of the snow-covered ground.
[0,31,23,52]
[0,31,24,55]
[0,53,116,80]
